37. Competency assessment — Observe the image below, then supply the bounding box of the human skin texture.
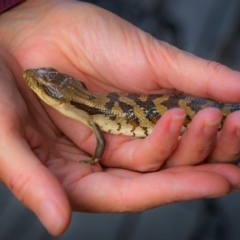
[0,0,240,236]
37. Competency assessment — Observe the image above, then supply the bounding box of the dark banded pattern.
[23,67,240,163]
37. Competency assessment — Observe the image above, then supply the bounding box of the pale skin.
[1,0,240,236]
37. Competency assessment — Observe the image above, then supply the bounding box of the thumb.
[0,130,71,236]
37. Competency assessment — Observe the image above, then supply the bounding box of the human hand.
[1,0,240,236]
[2,0,240,169]
[1,0,240,169]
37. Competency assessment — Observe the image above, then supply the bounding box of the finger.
[102,108,185,172]
[165,108,222,167]
[75,12,240,102]
[69,163,240,212]
[141,40,240,102]
[163,164,240,190]
[209,111,240,163]
[31,3,240,104]
[194,163,240,189]
[0,130,71,236]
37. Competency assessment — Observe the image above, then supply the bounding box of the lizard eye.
[44,86,63,99]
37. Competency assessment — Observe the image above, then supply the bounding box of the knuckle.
[204,61,227,98]
[206,60,223,72]
[8,172,31,206]
[211,150,240,163]
[192,143,213,159]
[133,144,176,172]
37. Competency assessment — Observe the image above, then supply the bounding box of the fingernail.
[38,200,63,235]
[203,119,221,136]
[169,113,186,134]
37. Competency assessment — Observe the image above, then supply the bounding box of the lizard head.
[23,67,89,106]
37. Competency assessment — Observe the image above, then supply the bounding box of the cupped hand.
[1,0,240,169]
[1,0,240,236]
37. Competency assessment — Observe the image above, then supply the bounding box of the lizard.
[23,67,240,164]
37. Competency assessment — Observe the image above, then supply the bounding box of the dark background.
[1,0,240,239]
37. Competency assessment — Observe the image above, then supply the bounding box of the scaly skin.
[23,67,240,163]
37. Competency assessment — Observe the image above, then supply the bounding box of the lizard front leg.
[80,121,106,164]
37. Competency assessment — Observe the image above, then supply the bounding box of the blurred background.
[1,0,240,239]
